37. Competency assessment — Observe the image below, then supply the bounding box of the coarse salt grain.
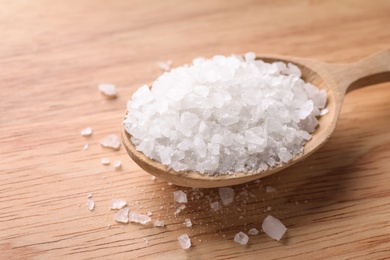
[115,207,129,223]
[248,228,259,235]
[158,60,173,72]
[185,218,192,227]
[234,231,249,245]
[154,219,165,227]
[178,234,191,249]
[80,127,93,136]
[101,158,110,165]
[129,212,151,225]
[100,135,121,150]
[99,83,117,98]
[113,160,122,170]
[87,199,94,211]
[173,190,188,203]
[262,215,287,241]
[219,187,234,206]
[266,186,276,193]
[174,205,186,215]
[210,201,221,211]
[83,144,89,150]
[124,53,328,174]
[110,198,127,209]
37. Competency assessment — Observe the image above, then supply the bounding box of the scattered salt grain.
[158,60,172,72]
[154,219,165,227]
[262,215,287,241]
[100,135,121,150]
[178,234,191,249]
[320,108,329,116]
[101,158,110,165]
[267,206,272,211]
[87,199,94,211]
[110,198,127,209]
[80,127,93,137]
[115,207,129,223]
[210,201,221,211]
[266,186,276,193]
[185,219,192,227]
[129,212,151,224]
[113,160,122,170]
[99,83,117,98]
[248,228,259,236]
[219,187,234,206]
[87,193,92,198]
[124,53,327,174]
[151,176,157,181]
[234,231,249,245]
[143,238,149,245]
[173,190,188,203]
[83,144,89,150]
[174,205,186,215]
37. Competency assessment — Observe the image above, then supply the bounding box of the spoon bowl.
[122,50,390,188]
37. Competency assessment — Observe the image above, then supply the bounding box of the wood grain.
[1,0,390,259]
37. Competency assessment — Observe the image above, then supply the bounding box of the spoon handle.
[327,49,390,94]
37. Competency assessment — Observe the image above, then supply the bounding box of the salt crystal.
[83,144,89,150]
[266,186,276,193]
[219,187,234,206]
[143,238,149,245]
[154,219,165,227]
[174,205,186,215]
[248,228,259,235]
[185,219,192,227]
[158,60,172,71]
[124,53,327,174]
[110,198,127,209]
[320,108,329,116]
[173,190,188,203]
[87,199,94,211]
[147,211,152,216]
[234,231,249,245]
[113,160,122,170]
[129,212,151,224]
[80,127,92,137]
[115,207,129,223]
[87,193,92,198]
[100,135,121,150]
[99,83,117,98]
[101,158,110,165]
[178,234,191,249]
[267,206,272,211]
[210,201,221,211]
[262,215,287,241]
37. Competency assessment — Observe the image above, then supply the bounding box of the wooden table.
[1,1,389,259]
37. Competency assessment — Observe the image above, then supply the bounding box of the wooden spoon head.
[121,55,344,188]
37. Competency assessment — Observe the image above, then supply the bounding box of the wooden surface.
[1,0,390,259]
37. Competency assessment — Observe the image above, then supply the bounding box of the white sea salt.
[83,144,89,150]
[178,234,191,249]
[101,158,110,165]
[234,231,249,245]
[115,207,129,223]
[248,228,259,236]
[320,108,329,116]
[185,219,192,227]
[262,215,287,241]
[158,60,172,72]
[129,212,151,224]
[100,135,121,150]
[80,127,93,137]
[87,199,94,211]
[124,53,327,174]
[266,186,276,193]
[110,198,127,209]
[174,205,186,215]
[113,160,122,170]
[154,219,165,227]
[210,201,221,211]
[219,187,234,206]
[99,83,117,98]
[173,190,188,203]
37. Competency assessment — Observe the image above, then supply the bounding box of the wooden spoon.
[122,49,390,188]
